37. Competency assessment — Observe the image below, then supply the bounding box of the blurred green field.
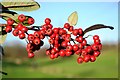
[2,44,118,78]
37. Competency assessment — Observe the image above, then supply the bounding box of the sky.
[1,1,118,46]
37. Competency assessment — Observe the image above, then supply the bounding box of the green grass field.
[2,46,118,78]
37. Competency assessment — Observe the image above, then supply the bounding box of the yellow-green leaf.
[1,0,40,12]
[68,11,78,26]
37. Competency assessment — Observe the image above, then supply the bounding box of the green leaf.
[68,11,78,26]
[1,0,40,11]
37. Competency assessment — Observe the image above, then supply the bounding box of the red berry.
[94,51,100,57]
[40,34,45,39]
[72,29,79,36]
[28,52,34,58]
[66,45,73,51]
[65,51,72,56]
[28,18,34,25]
[91,44,98,51]
[28,34,34,41]
[90,55,96,62]
[49,38,54,44]
[86,46,92,53]
[46,49,51,55]
[53,46,59,52]
[33,38,40,45]
[77,57,83,64]
[18,14,26,22]
[34,31,40,38]
[94,39,101,45]
[78,28,83,35]
[78,43,83,49]
[69,26,74,31]
[5,25,12,33]
[75,49,82,55]
[59,29,66,35]
[61,41,68,47]
[19,33,25,39]
[47,24,53,29]
[42,24,48,30]
[46,29,53,36]
[7,18,14,25]
[50,33,56,39]
[83,55,90,62]
[93,35,99,40]
[73,44,79,51]
[64,23,70,29]
[54,53,59,58]
[81,49,88,56]
[16,24,23,30]
[82,39,87,46]
[77,36,83,43]
[50,54,54,59]
[12,29,19,36]
[55,34,59,40]
[21,26,28,33]
[53,28,59,34]
[59,50,65,57]
[45,18,51,25]
[27,43,34,50]
[51,48,56,54]
[62,34,67,40]
[65,34,71,42]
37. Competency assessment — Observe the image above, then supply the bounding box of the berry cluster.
[5,14,102,64]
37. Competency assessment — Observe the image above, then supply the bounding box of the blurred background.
[1,2,118,78]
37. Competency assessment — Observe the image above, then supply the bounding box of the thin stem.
[84,35,93,39]
[0,71,7,75]
[71,38,76,44]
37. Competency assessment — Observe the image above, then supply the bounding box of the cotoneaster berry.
[4,14,109,64]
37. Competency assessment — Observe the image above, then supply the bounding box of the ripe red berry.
[72,29,79,36]
[40,34,45,39]
[78,43,83,49]
[66,45,73,51]
[28,18,34,25]
[91,44,98,51]
[34,31,40,38]
[77,57,83,64]
[19,33,25,39]
[49,38,54,44]
[27,43,34,50]
[16,24,23,30]
[94,39,101,45]
[64,23,70,29]
[7,18,14,26]
[18,14,26,22]
[50,33,56,39]
[73,44,79,51]
[93,35,99,40]
[53,46,59,52]
[59,50,65,57]
[69,26,74,31]
[77,36,83,43]
[53,28,59,34]
[83,55,90,62]
[28,52,34,58]
[55,34,59,40]
[78,28,83,35]
[86,46,92,53]
[65,34,71,42]
[51,48,56,54]
[61,41,68,47]
[21,26,28,33]
[46,29,53,36]
[90,55,96,62]
[65,51,72,56]
[46,49,51,55]
[81,49,88,56]
[28,34,34,41]
[12,29,19,36]
[82,39,87,46]
[94,51,100,57]
[33,38,40,45]
[5,25,12,33]
[75,49,82,55]
[54,53,59,58]
[45,18,51,24]
[50,54,54,59]
[47,24,53,29]
[59,29,66,35]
